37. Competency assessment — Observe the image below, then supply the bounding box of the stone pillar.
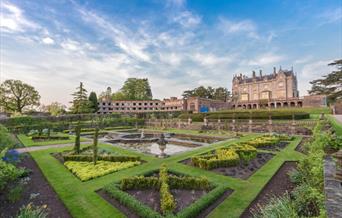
[204,117,208,127]
[218,118,221,132]
[177,119,181,129]
[268,114,273,133]
[248,118,253,133]
[232,118,236,132]
[188,117,192,126]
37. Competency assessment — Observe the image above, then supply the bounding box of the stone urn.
[333,149,342,182]
[157,134,167,158]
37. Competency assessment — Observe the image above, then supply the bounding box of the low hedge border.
[62,154,141,162]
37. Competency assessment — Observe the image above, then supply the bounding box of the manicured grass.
[327,115,342,136]
[26,130,304,218]
[17,133,88,147]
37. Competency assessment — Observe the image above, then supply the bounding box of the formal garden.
[0,108,341,218]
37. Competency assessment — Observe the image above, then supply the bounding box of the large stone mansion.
[97,67,326,114]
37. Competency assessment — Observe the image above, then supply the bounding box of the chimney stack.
[252,70,256,78]
[259,70,262,77]
[273,67,276,74]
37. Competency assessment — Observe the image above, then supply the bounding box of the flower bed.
[64,161,140,182]
[101,165,232,217]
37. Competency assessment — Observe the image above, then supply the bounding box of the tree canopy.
[309,59,342,104]
[70,82,93,114]
[111,78,153,100]
[88,92,99,112]
[182,86,230,101]
[0,79,40,113]
[40,102,66,116]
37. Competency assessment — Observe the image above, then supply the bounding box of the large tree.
[309,59,342,104]
[0,79,40,113]
[88,92,99,113]
[182,86,230,101]
[70,82,92,114]
[110,78,153,100]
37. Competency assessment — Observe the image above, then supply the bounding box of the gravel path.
[14,142,92,153]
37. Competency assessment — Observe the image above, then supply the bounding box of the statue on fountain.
[157,134,167,158]
[140,130,145,139]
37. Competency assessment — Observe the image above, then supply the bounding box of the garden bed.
[0,154,71,218]
[100,165,232,217]
[295,137,310,154]
[240,161,297,218]
[52,147,142,182]
[182,152,274,180]
[257,141,289,151]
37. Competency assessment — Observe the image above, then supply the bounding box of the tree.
[70,82,92,114]
[40,102,66,116]
[0,80,40,113]
[74,123,81,154]
[88,92,98,113]
[309,59,342,104]
[182,86,230,101]
[120,78,153,100]
[111,91,127,100]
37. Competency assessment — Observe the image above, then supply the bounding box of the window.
[261,91,270,99]
[241,94,248,101]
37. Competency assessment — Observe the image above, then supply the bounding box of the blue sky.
[0,0,341,105]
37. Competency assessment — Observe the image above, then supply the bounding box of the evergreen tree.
[74,123,81,154]
[70,82,92,114]
[88,92,98,113]
[93,127,99,165]
[309,59,342,104]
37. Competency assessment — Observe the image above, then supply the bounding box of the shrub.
[160,182,176,215]
[0,159,26,191]
[191,149,240,170]
[7,184,23,203]
[64,160,140,181]
[62,154,140,162]
[251,194,298,218]
[291,184,324,217]
[159,164,176,215]
[230,143,257,164]
[168,175,210,190]
[17,203,48,218]
[120,176,160,190]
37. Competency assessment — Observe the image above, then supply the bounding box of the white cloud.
[248,53,284,66]
[219,17,258,39]
[76,7,151,62]
[42,37,54,45]
[158,52,182,65]
[60,39,80,51]
[190,53,232,66]
[0,1,38,32]
[173,11,201,28]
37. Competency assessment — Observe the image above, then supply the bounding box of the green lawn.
[17,133,88,147]
[25,130,304,218]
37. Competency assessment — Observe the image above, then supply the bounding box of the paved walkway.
[333,115,342,124]
[15,142,92,153]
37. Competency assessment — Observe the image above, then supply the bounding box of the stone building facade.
[231,67,326,109]
[97,97,228,114]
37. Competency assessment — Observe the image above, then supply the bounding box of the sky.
[0,0,341,106]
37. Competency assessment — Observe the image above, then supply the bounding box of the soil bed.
[295,137,311,154]
[240,161,297,218]
[182,152,274,180]
[257,141,289,151]
[0,154,71,218]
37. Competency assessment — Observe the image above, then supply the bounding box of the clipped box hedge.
[178,109,310,121]
[62,154,140,162]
